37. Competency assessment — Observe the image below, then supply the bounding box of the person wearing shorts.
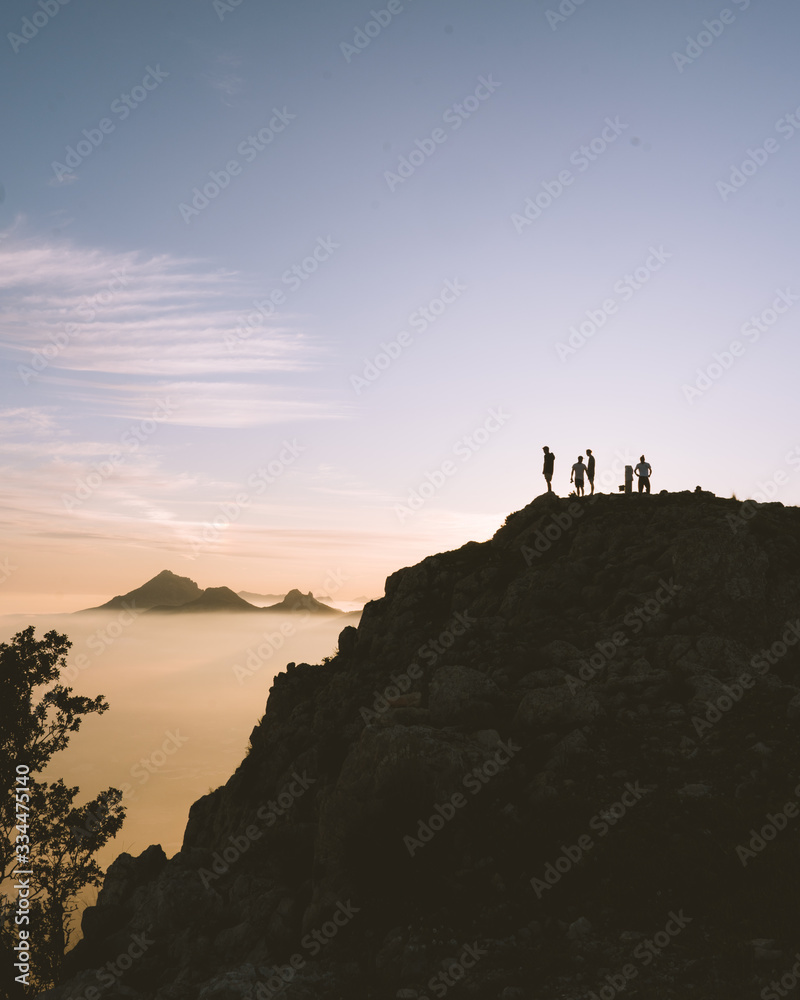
[635,455,652,493]
[571,455,588,497]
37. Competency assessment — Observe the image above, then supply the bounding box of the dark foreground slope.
[46,492,800,1000]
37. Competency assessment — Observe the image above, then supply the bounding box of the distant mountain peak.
[78,570,202,612]
[148,586,260,614]
[264,589,342,615]
[79,574,342,616]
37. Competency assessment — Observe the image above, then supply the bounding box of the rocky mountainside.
[46,491,800,1000]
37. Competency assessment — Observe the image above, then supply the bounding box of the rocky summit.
[45,491,800,1000]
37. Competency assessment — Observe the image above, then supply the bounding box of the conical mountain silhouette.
[80,569,201,611]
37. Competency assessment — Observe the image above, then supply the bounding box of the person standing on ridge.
[586,448,596,495]
[542,446,555,493]
[635,455,652,493]
[571,455,588,497]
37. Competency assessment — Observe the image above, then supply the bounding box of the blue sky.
[1,0,799,607]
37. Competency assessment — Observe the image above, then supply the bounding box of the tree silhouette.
[0,626,125,992]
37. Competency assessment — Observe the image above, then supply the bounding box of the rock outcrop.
[47,491,800,999]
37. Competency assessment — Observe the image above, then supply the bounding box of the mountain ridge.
[78,571,341,615]
[237,591,286,605]
[49,491,800,999]
[147,586,262,615]
[261,589,344,615]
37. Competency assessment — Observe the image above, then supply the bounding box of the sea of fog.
[0,607,359,925]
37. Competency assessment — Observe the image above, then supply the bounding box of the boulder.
[428,665,499,726]
[513,686,604,731]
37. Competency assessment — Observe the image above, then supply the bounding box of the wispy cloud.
[303,463,398,503]
[47,172,80,187]
[0,225,321,379]
[0,406,61,437]
[205,51,246,101]
[208,73,245,98]
[36,377,350,428]
[0,224,350,428]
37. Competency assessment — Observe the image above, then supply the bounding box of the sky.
[1,0,799,611]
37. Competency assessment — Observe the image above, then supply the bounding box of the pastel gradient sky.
[1,0,799,610]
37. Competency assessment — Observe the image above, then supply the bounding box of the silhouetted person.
[586,448,595,494]
[542,446,555,493]
[635,455,652,493]
[571,455,588,497]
